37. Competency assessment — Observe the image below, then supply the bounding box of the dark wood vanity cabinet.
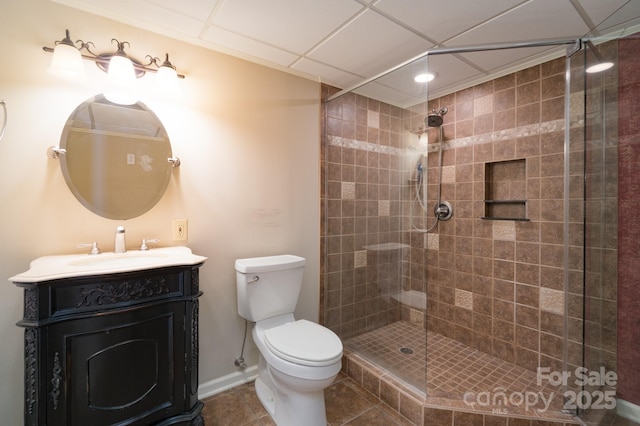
[14,264,205,426]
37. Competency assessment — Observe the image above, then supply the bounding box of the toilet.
[235,254,342,426]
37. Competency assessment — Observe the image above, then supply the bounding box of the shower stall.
[321,6,638,424]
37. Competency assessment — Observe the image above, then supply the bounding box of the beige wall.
[0,1,320,423]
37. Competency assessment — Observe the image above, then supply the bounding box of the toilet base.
[255,377,276,417]
[254,375,328,426]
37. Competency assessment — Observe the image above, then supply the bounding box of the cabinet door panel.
[49,303,185,426]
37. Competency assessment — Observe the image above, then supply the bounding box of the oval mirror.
[59,94,174,220]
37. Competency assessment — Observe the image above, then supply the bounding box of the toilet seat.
[264,319,342,367]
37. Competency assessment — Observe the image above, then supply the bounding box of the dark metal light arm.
[43,30,185,79]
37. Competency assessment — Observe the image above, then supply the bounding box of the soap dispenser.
[115,226,126,253]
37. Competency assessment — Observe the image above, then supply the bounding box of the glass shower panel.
[321,72,427,394]
[569,37,621,424]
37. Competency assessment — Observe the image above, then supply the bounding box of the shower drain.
[399,347,414,354]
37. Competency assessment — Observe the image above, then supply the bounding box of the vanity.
[10,247,206,426]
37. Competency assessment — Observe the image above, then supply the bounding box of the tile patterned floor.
[345,321,565,413]
[201,373,413,425]
[202,321,636,425]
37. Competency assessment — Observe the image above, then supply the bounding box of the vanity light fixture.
[585,40,614,73]
[43,29,185,104]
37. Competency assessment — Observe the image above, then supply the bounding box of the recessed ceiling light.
[414,72,436,83]
[586,62,614,73]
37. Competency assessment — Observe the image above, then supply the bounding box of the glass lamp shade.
[156,64,177,86]
[49,43,85,79]
[107,55,136,84]
[104,55,137,105]
[156,63,181,96]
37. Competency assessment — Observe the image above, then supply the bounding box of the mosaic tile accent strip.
[328,135,405,156]
[425,119,567,153]
[540,287,564,315]
[330,119,568,160]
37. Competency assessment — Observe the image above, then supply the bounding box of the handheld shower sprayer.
[410,105,453,233]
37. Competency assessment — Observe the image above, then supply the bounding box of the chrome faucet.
[114,226,126,253]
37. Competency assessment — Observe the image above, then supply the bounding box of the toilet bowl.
[235,255,343,426]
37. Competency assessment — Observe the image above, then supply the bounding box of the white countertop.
[10,246,207,283]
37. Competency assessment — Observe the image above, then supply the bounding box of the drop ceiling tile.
[202,26,299,66]
[308,9,432,78]
[211,0,363,54]
[588,0,640,35]
[291,58,362,88]
[363,54,481,107]
[374,0,523,43]
[52,0,209,38]
[459,45,561,74]
[354,81,422,108]
[576,0,629,27]
[146,0,219,20]
[447,0,590,47]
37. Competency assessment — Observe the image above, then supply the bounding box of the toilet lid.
[264,319,342,366]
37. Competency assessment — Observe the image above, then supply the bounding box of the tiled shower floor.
[345,321,566,415]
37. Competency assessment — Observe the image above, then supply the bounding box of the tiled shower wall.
[321,55,589,374]
[403,57,578,374]
[321,84,409,340]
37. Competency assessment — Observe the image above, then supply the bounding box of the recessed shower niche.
[483,159,529,221]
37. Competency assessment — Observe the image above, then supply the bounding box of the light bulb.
[155,54,180,96]
[414,72,436,83]
[156,64,180,94]
[104,55,137,105]
[107,55,136,84]
[49,43,84,79]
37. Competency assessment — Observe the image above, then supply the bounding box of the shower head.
[425,107,448,128]
[426,114,443,127]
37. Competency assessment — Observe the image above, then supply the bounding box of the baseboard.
[617,398,640,423]
[198,365,258,399]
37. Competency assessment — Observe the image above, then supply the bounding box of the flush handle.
[247,275,260,284]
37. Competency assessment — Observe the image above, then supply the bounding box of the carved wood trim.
[75,277,169,307]
[24,288,38,320]
[51,352,61,410]
[25,328,37,415]
[191,268,199,294]
[191,300,199,370]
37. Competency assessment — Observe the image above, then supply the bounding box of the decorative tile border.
[328,119,567,157]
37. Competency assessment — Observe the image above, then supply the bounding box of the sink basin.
[10,246,207,283]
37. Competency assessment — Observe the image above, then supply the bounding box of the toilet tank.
[235,255,305,322]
